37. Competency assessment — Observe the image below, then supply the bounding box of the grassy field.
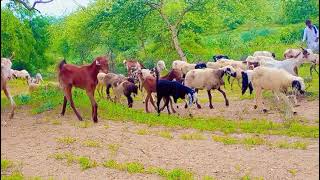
[1,64,319,138]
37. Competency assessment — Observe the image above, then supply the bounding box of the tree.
[11,0,54,12]
[144,0,207,61]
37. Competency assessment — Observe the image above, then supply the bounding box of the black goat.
[195,62,207,69]
[212,55,229,62]
[155,69,196,116]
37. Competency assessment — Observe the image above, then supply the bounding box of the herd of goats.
[1,47,319,123]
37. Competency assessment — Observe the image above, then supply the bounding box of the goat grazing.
[1,55,16,120]
[245,66,305,117]
[184,66,236,109]
[58,56,109,123]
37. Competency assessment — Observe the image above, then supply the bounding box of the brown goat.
[138,69,182,113]
[123,59,145,77]
[58,56,109,123]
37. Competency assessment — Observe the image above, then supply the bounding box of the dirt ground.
[1,104,319,180]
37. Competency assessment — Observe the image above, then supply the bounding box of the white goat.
[248,66,305,117]
[1,57,16,120]
[184,65,237,109]
[253,51,275,58]
[156,60,166,72]
[97,72,107,97]
[12,69,30,81]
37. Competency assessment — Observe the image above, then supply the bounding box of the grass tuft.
[78,156,98,170]
[82,139,101,148]
[56,136,77,145]
[157,131,173,139]
[180,133,205,140]
[1,159,13,172]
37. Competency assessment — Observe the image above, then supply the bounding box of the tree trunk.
[169,25,187,61]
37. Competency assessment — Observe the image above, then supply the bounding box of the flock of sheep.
[1,47,319,123]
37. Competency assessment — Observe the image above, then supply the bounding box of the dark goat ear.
[241,72,249,95]
[272,53,275,58]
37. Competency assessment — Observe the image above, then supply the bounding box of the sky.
[1,0,92,17]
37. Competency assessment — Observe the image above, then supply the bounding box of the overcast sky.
[1,0,92,17]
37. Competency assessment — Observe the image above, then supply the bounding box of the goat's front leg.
[278,92,296,117]
[149,93,157,110]
[65,86,83,121]
[217,87,229,107]
[86,89,98,123]
[126,94,133,108]
[164,97,171,114]
[145,94,150,113]
[169,97,176,113]
[207,89,213,109]
[195,89,201,109]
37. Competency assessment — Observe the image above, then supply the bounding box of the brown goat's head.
[95,56,109,73]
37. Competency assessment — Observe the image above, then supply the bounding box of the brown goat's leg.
[60,96,67,116]
[168,98,176,113]
[65,87,83,121]
[207,90,214,109]
[3,86,16,119]
[145,94,150,113]
[149,93,157,110]
[86,90,98,123]
[217,87,229,107]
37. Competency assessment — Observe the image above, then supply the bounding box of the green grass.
[82,139,102,148]
[102,159,194,179]
[136,129,151,135]
[107,144,120,156]
[157,131,174,139]
[56,136,77,145]
[51,119,62,125]
[78,156,98,170]
[76,121,93,128]
[180,133,205,140]
[212,135,239,145]
[1,159,13,172]
[274,141,308,150]
[50,152,78,165]
[288,169,297,176]
[1,171,24,180]
[212,134,310,150]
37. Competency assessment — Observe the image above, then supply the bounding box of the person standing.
[302,19,319,53]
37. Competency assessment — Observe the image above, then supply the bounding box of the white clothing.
[302,25,319,53]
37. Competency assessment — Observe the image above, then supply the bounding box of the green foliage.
[1,159,13,171]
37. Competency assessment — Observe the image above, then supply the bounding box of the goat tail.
[58,59,67,71]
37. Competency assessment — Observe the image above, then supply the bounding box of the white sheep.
[96,72,107,97]
[207,59,247,70]
[156,60,166,72]
[1,57,16,120]
[253,51,275,58]
[12,69,30,81]
[248,66,305,117]
[172,60,187,70]
[184,65,237,109]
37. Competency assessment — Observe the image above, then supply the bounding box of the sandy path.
[1,107,319,180]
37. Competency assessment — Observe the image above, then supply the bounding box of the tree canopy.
[1,0,319,75]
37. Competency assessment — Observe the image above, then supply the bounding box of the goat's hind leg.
[60,96,67,116]
[86,89,98,123]
[3,86,16,119]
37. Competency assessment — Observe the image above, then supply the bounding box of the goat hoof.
[184,104,188,109]
[177,106,179,109]
[226,102,229,107]
[189,113,193,118]
[254,105,258,109]
[196,105,201,109]
[209,105,213,109]
[293,111,298,115]
[263,109,268,113]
